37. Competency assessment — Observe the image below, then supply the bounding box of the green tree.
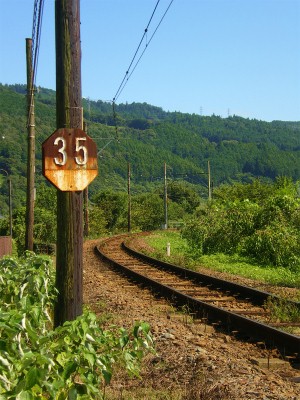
[167,181,201,213]
[88,206,108,237]
[183,181,300,270]
[131,193,164,231]
[91,190,127,231]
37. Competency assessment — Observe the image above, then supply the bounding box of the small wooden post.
[166,242,171,256]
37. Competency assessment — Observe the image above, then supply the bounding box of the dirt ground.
[83,238,300,400]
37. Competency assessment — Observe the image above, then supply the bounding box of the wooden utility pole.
[0,169,13,237]
[164,162,168,229]
[25,38,35,251]
[127,162,131,232]
[54,0,83,327]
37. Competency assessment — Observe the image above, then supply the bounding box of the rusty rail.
[95,235,300,362]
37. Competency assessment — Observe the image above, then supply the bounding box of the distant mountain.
[0,83,300,209]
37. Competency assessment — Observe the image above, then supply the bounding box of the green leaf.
[80,321,89,335]
[63,335,71,345]
[0,340,7,350]
[119,334,129,348]
[16,391,34,400]
[61,360,77,381]
[102,369,112,385]
[68,386,78,400]
[56,352,68,367]
[56,390,67,400]
[25,367,39,390]
[83,352,95,367]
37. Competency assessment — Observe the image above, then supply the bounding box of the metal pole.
[208,160,212,201]
[25,38,35,251]
[8,177,12,237]
[83,122,89,237]
[54,0,83,327]
[164,162,168,229]
[128,162,131,232]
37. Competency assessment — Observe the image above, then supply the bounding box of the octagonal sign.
[42,128,98,191]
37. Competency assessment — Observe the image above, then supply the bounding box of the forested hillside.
[0,83,300,211]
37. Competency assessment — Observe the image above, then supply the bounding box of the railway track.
[95,233,300,365]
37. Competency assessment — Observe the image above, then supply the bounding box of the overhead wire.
[112,0,161,103]
[31,0,44,90]
[109,0,174,151]
[113,0,174,103]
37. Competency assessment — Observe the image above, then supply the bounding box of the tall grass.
[143,231,300,288]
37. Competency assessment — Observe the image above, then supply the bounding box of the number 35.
[54,137,88,166]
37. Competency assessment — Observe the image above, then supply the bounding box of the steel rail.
[95,236,300,361]
[122,241,300,309]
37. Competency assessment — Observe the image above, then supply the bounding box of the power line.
[113,0,161,103]
[112,0,174,104]
[108,0,174,155]
[123,0,175,93]
[31,0,44,89]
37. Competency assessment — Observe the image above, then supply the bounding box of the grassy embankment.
[141,230,300,289]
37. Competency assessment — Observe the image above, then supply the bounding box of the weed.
[264,297,300,323]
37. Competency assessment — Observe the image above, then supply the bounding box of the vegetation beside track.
[0,253,153,399]
[141,230,300,289]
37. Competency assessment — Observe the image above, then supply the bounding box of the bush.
[182,201,259,257]
[0,253,154,399]
[12,205,56,255]
[88,206,108,237]
[182,219,206,259]
[183,188,300,271]
[256,195,300,228]
[203,201,259,255]
[242,222,300,270]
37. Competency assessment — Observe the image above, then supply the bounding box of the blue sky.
[1,0,299,122]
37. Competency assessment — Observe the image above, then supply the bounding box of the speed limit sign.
[42,128,98,191]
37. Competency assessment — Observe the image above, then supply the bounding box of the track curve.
[95,233,300,363]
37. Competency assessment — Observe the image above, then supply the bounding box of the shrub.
[242,222,300,270]
[182,219,206,259]
[0,253,154,399]
[182,201,259,257]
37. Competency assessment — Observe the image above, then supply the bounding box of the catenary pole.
[54,0,83,327]
[25,38,35,251]
[8,176,12,237]
[127,162,131,232]
[83,121,89,237]
[208,160,212,201]
[164,162,168,229]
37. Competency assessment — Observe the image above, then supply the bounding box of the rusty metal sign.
[42,128,98,191]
